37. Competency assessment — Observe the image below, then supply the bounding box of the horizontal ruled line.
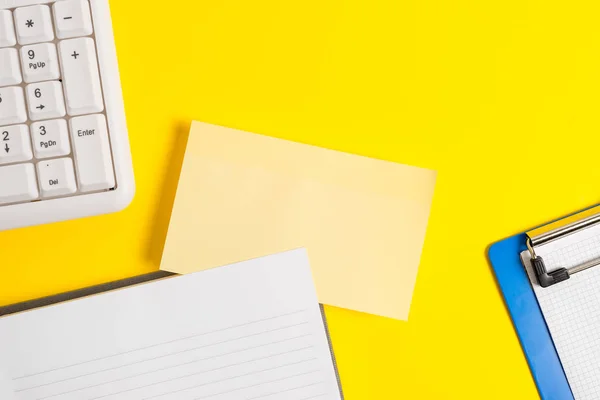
[246,380,324,399]
[15,309,307,381]
[35,339,313,399]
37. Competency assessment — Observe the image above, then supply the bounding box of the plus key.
[59,38,104,115]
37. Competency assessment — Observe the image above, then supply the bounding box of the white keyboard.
[0,0,134,231]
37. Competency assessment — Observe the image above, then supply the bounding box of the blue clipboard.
[489,234,573,400]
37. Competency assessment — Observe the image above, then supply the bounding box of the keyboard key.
[37,158,77,198]
[0,163,39,205]
[20,43,60,83]
[14,5,54,45]
[59,37,104,116]
[26,81,66,121]
[0,86,27,126]
[53,0,93,39]
[70,114,115,192]
[0,48,22,86]
[31,119,71,159]
[0,10,16,48]
[0,125,33,165]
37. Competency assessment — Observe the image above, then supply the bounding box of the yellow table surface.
[2,0,600,398]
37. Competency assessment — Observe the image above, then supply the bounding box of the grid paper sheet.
[522,222,600,400]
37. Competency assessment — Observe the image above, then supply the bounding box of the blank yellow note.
[161,122,437,320]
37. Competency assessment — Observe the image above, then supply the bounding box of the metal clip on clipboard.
[526,205,600,288]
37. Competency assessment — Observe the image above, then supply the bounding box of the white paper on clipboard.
[522,221,600,400]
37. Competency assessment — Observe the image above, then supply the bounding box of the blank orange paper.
[160,122,437,320]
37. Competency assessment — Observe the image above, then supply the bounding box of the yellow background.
[2,0,600,398]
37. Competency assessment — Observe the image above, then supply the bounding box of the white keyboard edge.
[0,0,134,231]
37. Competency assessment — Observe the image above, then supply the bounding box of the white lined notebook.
[522,223,600,400]
[0,249,342,400]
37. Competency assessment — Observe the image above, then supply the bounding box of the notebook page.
[522,223,600,400]
[0,365,16,399]
[0,249,342,400]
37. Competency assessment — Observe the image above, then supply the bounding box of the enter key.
[70,114,115,192]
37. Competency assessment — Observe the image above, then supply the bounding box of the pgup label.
[40,140,57,148]
[29,62,46,70]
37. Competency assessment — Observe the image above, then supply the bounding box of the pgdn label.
[29,62,46,70]
[40,140,57,149]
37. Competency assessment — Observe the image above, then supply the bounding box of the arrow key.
[26,81,66,121]
[0,87,27,126]
[0,124,33,165]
